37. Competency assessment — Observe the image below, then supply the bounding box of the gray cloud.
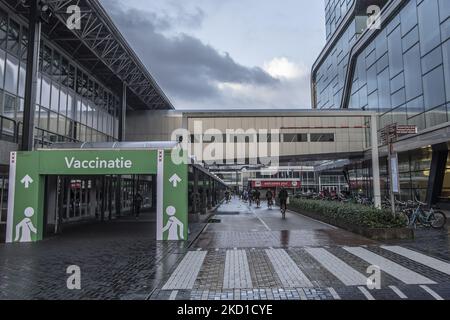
[101,0,279,105]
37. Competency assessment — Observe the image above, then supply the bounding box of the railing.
[0,115,19,144]
[34,127,80,149]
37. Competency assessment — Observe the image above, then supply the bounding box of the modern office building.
[312,0,450,206]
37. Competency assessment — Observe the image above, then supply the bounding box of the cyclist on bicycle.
[266,189,274,209]
[278,188,289,218]
[254,189,261,208]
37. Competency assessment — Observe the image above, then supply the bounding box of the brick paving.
[2,198,450,300]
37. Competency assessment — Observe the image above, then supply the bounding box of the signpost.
[382,124,417,215]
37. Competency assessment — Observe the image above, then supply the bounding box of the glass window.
[41,76,50,108]
[422,65,446,109]
[38,106,49,131]
[20,27,27,61]
[67,92,74,119]
[426,105,448,127]
[404,44,423,101]
[400,0,418,36]
[408,112,426,131]
[388,26,403,78]
[407,95,425,118]
[75,98,82,122]
[41,45,51,74]
[81,100,87,124]
[391,104,408,125]
[18,63,25,97]
[283,133,308,143]
[49,111,58,133]
[68,64,75,90]
[50,82,59,111]
[377,68,390,113]
[418,0,441,55]
[57,115,66,136]
[7,19,20,55]
[15,97,24,121]
[310,133,334,142]
[4,55,18,94]
[59,88,68,116]
[0,49,5,89]
[86,103,93,127]
[35,73,41,105]
[0,10,7,49]
[52,50,61,80]
[421,46,442,75]
[3,93,16,119]
[61,58,68,87]
[443,39,450,103]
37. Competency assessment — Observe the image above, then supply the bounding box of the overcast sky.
[100,0,326,110]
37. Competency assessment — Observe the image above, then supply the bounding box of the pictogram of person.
[162,206,184,240]
[15,207,37,242]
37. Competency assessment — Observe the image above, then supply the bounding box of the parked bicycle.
[406,199,447,229]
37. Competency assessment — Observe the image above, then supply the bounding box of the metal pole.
[119,82,127,142]
[388,143,396,216]
[370,115,382,209]
[22,0,41,151]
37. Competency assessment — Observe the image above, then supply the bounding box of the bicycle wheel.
[398,211,410,227]
[430,211,447,229]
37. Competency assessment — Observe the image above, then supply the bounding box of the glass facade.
[0,7,119,144]
[315,21,360,109]
[347,147,432,202]
[325,0,356,40]
[349,0,450,134]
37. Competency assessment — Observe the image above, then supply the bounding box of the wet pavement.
[2,198,450,300]
[0,213,206,300]
[150,198,450,300]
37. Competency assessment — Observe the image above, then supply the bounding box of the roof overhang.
[4,0,174,111]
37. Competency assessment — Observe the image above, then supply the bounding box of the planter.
[289,206,414,241]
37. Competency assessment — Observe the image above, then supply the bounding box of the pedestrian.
[134,191,144,219]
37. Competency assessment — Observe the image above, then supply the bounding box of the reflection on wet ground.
[194,198,376,248]
[0,214,206,300]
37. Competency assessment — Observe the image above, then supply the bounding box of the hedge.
[288,198,406,229]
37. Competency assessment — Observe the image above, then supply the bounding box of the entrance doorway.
[44,174,156,236]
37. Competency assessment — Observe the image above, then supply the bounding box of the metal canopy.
[47,141,179,150]
[5,0,174,111]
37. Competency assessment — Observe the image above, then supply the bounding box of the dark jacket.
[278,189,288,200]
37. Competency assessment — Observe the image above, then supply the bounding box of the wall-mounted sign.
[251,180,301,188]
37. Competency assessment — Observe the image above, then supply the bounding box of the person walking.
[134,191,144,219]
[266,189,274,209]
[278,188,289,219]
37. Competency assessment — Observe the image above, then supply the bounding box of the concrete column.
[21,0,41,151]
[426,143,448,206]
[371,114,382,209]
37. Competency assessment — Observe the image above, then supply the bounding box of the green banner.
[39,150,158,175]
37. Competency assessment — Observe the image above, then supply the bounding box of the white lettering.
[64,157,75,168]
[63,157,134,170]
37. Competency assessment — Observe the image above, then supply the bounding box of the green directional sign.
[160,149,188,241]
[6,148,188,243]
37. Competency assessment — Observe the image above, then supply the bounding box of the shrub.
[288,198,406,229]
